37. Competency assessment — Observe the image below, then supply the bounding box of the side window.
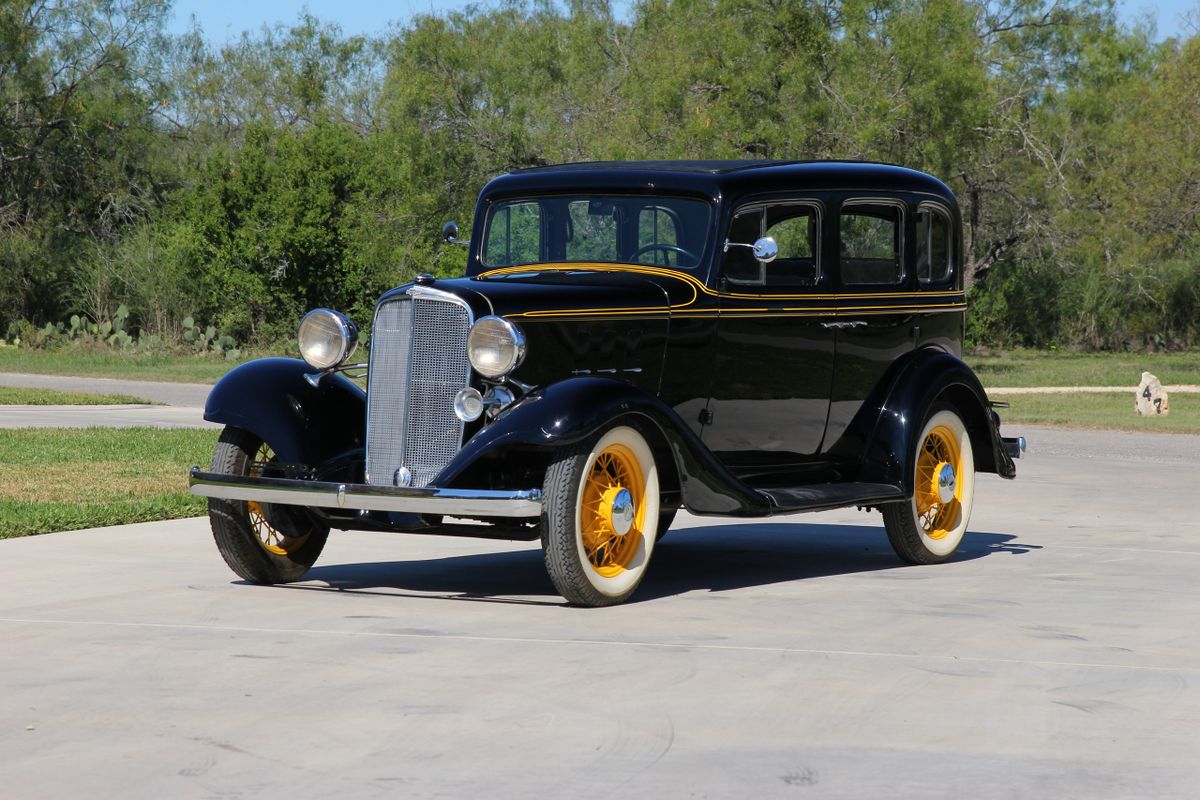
[915,204,953,284]
[764,205,819,287]
[565,199,620,262]
[484,201,541,265]
[840,204,902,285]
[722,202,821,288]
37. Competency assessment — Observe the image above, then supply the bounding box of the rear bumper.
[188,467,543,518]
[1002,436,1027,459]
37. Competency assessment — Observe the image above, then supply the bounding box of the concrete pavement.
[2,425,1198,797]
[0,403,218,428]
[0,371,211,406]
[0,371,215,427]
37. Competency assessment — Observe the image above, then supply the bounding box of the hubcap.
[606,487,636,536]
[935,462,957,504]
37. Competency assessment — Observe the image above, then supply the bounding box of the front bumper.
[188,468,543,518]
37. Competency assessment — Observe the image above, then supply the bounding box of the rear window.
[916,204,953,284]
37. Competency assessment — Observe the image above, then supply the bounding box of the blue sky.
[168,1,1197,42]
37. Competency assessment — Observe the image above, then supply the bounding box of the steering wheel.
[630,243,698,267]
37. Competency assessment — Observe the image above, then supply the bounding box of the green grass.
[967,349,1200,389]
[0,428,219,538]
[0,386,151,405]
[998,390,1200,434]
[0,346,262,383]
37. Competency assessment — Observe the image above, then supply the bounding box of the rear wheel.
[882,406,975,565]
[541,425,661,606]
[207,426,329,583]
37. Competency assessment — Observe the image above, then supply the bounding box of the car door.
[822,195,919,451]
[704,200,836,482]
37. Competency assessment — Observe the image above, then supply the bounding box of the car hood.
[375,264,706,392]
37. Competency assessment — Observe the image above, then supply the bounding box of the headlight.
[467,316,526,379]
[297,308,357,370]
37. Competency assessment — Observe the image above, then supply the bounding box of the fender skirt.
[435,377,771,516]
[203,357,366,474]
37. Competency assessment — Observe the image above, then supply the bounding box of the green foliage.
[2,1,1199,350]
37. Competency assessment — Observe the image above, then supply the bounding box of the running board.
[760,483,906,515]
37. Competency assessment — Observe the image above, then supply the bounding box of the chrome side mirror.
[722,236,779,263]
[442,220,470,246]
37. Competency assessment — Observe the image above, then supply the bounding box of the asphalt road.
[2,426,1199,798]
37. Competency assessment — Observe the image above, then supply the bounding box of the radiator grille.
[365,292,472,487]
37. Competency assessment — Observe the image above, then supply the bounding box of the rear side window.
[840,203,902,285]
[916,204,953,284]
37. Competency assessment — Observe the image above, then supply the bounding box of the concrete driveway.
[1,426,1198,798]
[0,373,215,428]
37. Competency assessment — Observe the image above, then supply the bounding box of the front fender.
[204,357,366,469]
[858,348,1016,492]
[435,377,770,516]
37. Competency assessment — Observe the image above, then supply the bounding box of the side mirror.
[751,236,779,263]
[442,220,469,246]
[723,235,779,263]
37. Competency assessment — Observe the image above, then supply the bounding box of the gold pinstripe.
[480,262,965,320]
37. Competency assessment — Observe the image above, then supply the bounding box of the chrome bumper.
[188,468,542,518]
[1002,436,1027,459]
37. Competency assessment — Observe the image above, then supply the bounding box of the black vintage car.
[190,160,1024,606]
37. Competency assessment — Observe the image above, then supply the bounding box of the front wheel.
[207,426,329,584]
[882,406,975,565]
[541,425,661,606]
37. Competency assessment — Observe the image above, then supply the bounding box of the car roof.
[481,160,956,207]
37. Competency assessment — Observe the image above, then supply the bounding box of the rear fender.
[204,358,366,471]
[859,348,1016,492]
[435,377,770,516]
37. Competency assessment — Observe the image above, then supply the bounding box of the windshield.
[481,195,712,271]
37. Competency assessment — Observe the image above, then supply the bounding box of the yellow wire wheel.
[207,426,329,584]
[882,407,975,564]
[579,443,646,577]
[246,443,313,556]
[542,425,661,606]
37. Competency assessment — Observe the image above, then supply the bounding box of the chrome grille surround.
[365,286,474,488]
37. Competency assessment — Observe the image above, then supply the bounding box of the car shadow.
[289,523,1038,605]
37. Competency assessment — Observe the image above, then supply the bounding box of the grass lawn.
[998,390,1200,434]
[967,349,1200,389]
[0,428,218,538]
[0,386,151,405]
[0,346,259,384]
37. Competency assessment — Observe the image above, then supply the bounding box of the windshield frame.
[477,193,716,275]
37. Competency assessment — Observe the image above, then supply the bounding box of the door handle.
[821,320,868,329]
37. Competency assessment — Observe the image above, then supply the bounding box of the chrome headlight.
[467,316,526,379]
[297,308,357,370]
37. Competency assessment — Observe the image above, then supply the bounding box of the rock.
[1135,371,1170,416]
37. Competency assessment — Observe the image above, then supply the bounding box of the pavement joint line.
[0,616,1191,675]
[1048,544,1200,556]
